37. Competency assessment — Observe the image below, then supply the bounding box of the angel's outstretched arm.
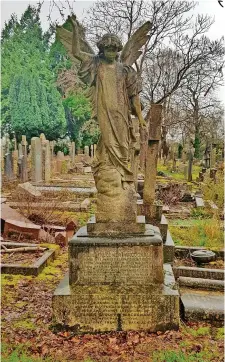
[131,95,147,129]
[69,15,92,62]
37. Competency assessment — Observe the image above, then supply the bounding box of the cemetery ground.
[1,160,224,362]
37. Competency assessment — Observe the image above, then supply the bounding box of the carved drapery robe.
[79,55,141,187]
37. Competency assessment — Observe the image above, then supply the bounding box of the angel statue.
[57,16,151,228]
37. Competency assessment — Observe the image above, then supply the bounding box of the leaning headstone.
[31,137,42,183]
[17,182,42,199]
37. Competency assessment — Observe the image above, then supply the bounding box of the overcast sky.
[1,0,224,101]
[1,0,225,38]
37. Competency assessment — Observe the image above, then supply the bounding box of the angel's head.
[97,34,123,62]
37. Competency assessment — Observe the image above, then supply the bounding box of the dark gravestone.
[4,153,13,180]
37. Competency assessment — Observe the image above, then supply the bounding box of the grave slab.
[1,243,57,276]
[178,276,224,291]
[173,266,224,280]
[180,291,224,323]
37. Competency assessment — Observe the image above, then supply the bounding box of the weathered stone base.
[163,230,175,264]
[53,264,179,333]
[87,215,146,236]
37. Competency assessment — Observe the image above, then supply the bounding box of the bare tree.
[83,0,196,74]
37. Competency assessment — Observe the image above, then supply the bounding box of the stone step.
[173,266,224,280]
[180,291,224,323]
[178,276,224,291]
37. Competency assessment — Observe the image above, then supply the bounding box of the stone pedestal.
[87,215,145,236]
[53,225,179,333]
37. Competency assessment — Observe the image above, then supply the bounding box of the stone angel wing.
[56,22,94,61]
[120,21,152,66]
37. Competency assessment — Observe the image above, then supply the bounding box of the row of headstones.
[169,144,217,165]
[1,133,97,183]
[167,142,217,182]
[1,134,28,182]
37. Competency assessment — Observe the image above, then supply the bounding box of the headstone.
[187,145,195,182]
[31,137,42,183]
[210,168,217,182]
[21,135,28,182]
[1,138,6,172]
[139,127,148,171]
[18,144,23,157]
[210,144,217,169]
[49,141,55,160]
[80,198,91,211]
[12,150,19,176]
[84,145,89,156]
[4,153,14,180]
[3,219,41,240]
[181,146,187,163]
[93,144,97,157]
[90,144,94,158]
[70,141,75,164]
[198,172,204,182]
[143,104,162,220]
[42,140,51,182]
[13,135,17,150]
[204,145,210,168]
[56,151,64,173]
[40,133,46,143]
[53,28,179,334]
[17,182,42,199]
[55,231,68,246]
[5,133,10,153]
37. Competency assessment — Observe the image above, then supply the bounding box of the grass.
[157,160,201,181]
[1,343,95,362]
[152,350,216,362]
[201,171,224,209]
[12,319,36,331]
[169,217,223,249]
[36,252,67,282]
